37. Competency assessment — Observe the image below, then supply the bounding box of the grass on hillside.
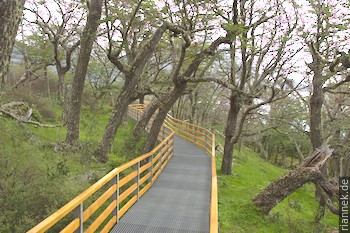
[1,88,338,232]
[217,147,338,233]
[0,98,145,232]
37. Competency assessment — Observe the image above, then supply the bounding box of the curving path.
[111,136,211,233]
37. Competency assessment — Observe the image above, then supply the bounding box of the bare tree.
[137,0,230,154]
[204,0,300,174]
[25,0,85,101]
[86,46,121,109]
[93,0,193,161]
[170,66,227,128]
[301,0,350,222]
[142,36,231,154]
[251,0,350,223]
[323,90,350,178]
[12,31,54,90]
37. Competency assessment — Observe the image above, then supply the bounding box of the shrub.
[0,121,87,232]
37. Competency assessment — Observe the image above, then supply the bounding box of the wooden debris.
[0,102,64,128]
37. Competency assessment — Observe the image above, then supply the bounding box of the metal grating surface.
[110,136,211,233]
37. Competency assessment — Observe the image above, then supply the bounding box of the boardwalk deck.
[111,136,211,233]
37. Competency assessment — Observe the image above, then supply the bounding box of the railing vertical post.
[171,135,174,159]
[163,139,167,165]
[158,145,163,170]
[212,134,216,157]
[112,174,119,221]
[137,161,140,200]
[206,131,210,151]
[149,154,154,184]
[194,126,197,142]
[166,138,171,162]
[74,203,83,233]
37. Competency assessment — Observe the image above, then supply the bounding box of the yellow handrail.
[131,104,218,233]
[27,105,174,233]
[28,104,218,233]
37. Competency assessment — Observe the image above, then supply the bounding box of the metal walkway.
[111,136,211,233]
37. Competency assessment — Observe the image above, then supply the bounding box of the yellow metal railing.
[165,113,218,233]
[27,105,174,233]
[130,104,218,233]
[28,104,218,233]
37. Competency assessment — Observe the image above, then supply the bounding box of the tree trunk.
[328,130,341,181]
[221,94,241,175]
[291,139,305,163]
[253,167,331,214]
[253,145,335,215]
[256,142,268,160]
[281,150,286,168]
[142,109,167,153]
[341,129,350,177]
[309,44,328,221]
[142,84,187,153]
[94,24,169,161]
[175,96,183,119]
[94,79,139,161]
[57,71,65,102]
[309,66,324,151]
[267,145,273,161]
[65,0,103,144]
[309,44,326,173]
[274,147,279,165]
[139,95,145,104]
[190,90,198,124]
[238,139,242,153]
[133,98,159,138]
[290,155,294,168]
[329,155,340,180]
[341,153,350,177]
[0,0,25,89]
[44,66,51,98]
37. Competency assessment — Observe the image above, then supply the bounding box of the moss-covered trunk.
[94,78,138,162]
[65,0,103,144]
[133,98,160,138]
[221,94,241,174]
[142,84,187,154]
[0,0,25,89]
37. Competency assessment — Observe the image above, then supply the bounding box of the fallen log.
[0,103,64,128]
[1,101,26,108]
[253,144,338,215]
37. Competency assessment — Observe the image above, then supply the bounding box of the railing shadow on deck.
[27,104,218,233]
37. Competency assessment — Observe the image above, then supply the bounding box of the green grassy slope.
[217,147,338,233]
[0,100,143,232]
[0,94,338,232]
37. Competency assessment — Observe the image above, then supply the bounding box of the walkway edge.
[27,104,219,233]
